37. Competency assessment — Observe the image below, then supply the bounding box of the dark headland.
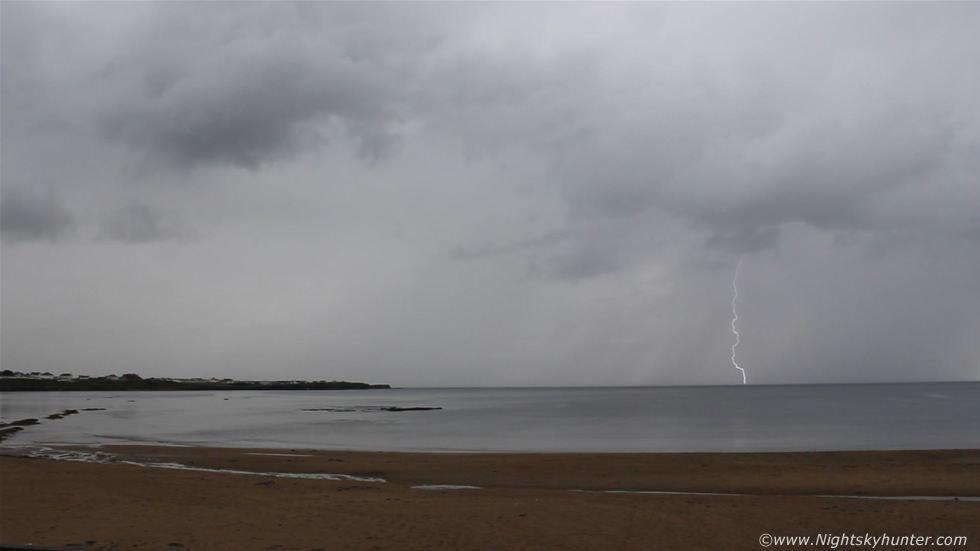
[0,371,389,392]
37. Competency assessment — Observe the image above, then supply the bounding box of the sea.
[1,382,978,453]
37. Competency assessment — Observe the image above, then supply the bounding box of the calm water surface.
[1,383,978,452]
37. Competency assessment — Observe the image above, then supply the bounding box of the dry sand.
[1,446,978,550]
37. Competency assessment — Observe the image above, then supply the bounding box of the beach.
[1,447,978,550]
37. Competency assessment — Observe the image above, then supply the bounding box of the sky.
[2,2,979,387]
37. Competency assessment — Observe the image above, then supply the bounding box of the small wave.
[22,447,385,483]
[24,448,119,464]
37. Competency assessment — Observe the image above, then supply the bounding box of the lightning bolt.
[731,260,747,385]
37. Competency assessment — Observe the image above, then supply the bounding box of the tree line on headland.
[0,371,390,392]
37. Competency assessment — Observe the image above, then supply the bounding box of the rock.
[302,406,443,413]
[0,417,40,428]
[44,409,79,420]
[0,426,24,442]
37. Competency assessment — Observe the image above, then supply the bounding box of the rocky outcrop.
[0,417,40,428]
[0,408,102,444]
[45,409,80,420]
[0,426,24,442]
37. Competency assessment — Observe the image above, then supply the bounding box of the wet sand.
[1,447,978,550]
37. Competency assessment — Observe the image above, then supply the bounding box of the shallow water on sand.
[2,382,978,452]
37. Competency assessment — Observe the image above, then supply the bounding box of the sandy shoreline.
[2,446,978,550]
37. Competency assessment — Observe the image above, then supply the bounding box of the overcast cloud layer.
[2,2,978,386]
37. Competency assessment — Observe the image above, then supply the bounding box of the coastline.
[0,378,390,392]
[2,446,978,550]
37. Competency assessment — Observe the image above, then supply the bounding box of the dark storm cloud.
[6,3,591,173]
[0,187,75,242]
[554,89,973,260]
[80,2,457,171]
[95,18,401,169]
[696,111,955,251]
